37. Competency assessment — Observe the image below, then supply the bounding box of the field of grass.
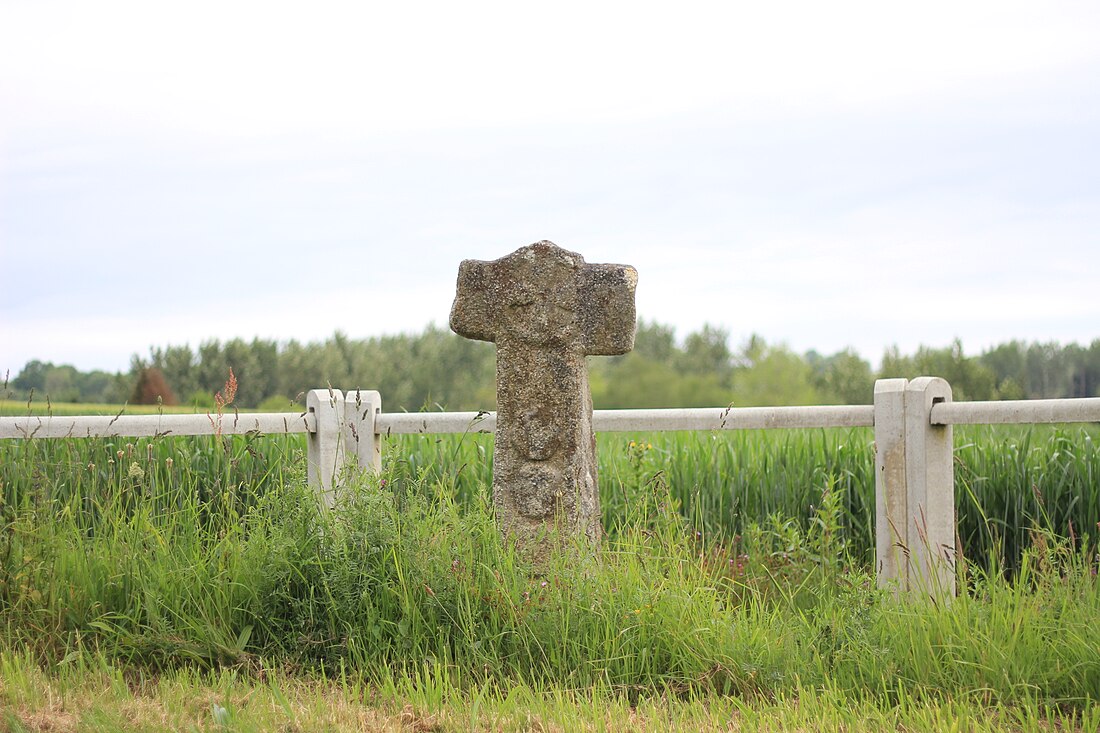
[5,656,1097,731]
[389,423,1099,574]
[1,416,1098,730]
[2,420,1098,573]
[0,400,214,417]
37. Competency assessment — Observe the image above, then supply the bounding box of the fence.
[3,380,1099,602]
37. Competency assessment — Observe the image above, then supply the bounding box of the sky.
[2,0,1099,378]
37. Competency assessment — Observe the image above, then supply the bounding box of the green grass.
[387,424,1100,573]
[1,428,1099,729]
[3,422,1098,574]
[0,400,219,417]
[4,655,1098,731]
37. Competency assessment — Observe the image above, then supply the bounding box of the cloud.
[3,2,1098,137]
[2,1,1098,373]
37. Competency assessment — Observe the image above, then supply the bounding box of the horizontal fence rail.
[0,411,316,440]
[376,405,875,435]
[0,404,877,441]
[379,411,496,435]
[599,405,874,431]
[930,397,1100,426]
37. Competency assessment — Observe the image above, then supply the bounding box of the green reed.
[3,422,1098,575]
[386,424,1099,573]
[0,433,304,537]
[1,462,1097,714]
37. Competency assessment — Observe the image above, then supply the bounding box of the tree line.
[6,322,1100,411]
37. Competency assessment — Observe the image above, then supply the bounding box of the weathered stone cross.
[450,241,637,557]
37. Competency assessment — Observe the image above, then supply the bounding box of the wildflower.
[423,584,435,598]
[215,368,237,411]
[208,368,238,438]
[87,462,95,472]
[165,457,173,468]
[128,462,145,481]
[116,450,124,461]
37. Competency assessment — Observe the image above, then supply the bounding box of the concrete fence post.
[306,388,345,506]
[904,377,955,602]
[874,378,909,593]
[344,389,382,476]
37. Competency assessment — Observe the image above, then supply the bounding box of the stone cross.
[450,241,638,557]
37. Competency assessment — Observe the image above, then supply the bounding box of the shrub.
[130,367,178,406]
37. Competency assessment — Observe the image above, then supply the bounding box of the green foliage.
[807,348,876,404]
[385,425,1100,575]
[3,657,1098,732]
[732,336,824,406]
[591,321,737,408]
[631,319,678,362]
[880,339,1001,401]
[4,423,1098,577]
[954,426,1100,575]
[185,389,216,410]
[592,353,734,408]
[680,324,734,377]
[979,339,1100,399]
[7,360,128,404]
[1,443,1098,720]
[9,326,1100,411]
[257,394,300,412]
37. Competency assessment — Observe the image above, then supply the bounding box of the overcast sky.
[2,0,1098,377]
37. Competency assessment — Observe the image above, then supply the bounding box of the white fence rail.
[0,412,316,439]
[377,405,874,435]
[930,397,1100,426]
[3,380,1099,603]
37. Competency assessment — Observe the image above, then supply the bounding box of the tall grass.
[1,459,1098,714]
[3,422,1098,573]
[955,426,1100,573]
[2,418,1099,731]
[1,433,303,527]
[385,424,1100,572]
[5,653,1098,731]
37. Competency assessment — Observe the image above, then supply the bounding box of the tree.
[1025,342,1068,398]
[593,352,734,409]
[980,342,1028,400]
[76,370,121,403]
[631,320,677,364]
[131,367,178,406]
[1065,342,1100,398]
[679,324,734,383]
[879,339,1000,401]
[733,337,822,406]
[12,360,51,395]
[807,348,875,404]
[1088,340,1100,398]
[158,344,199,400]
[43,365,80,403]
